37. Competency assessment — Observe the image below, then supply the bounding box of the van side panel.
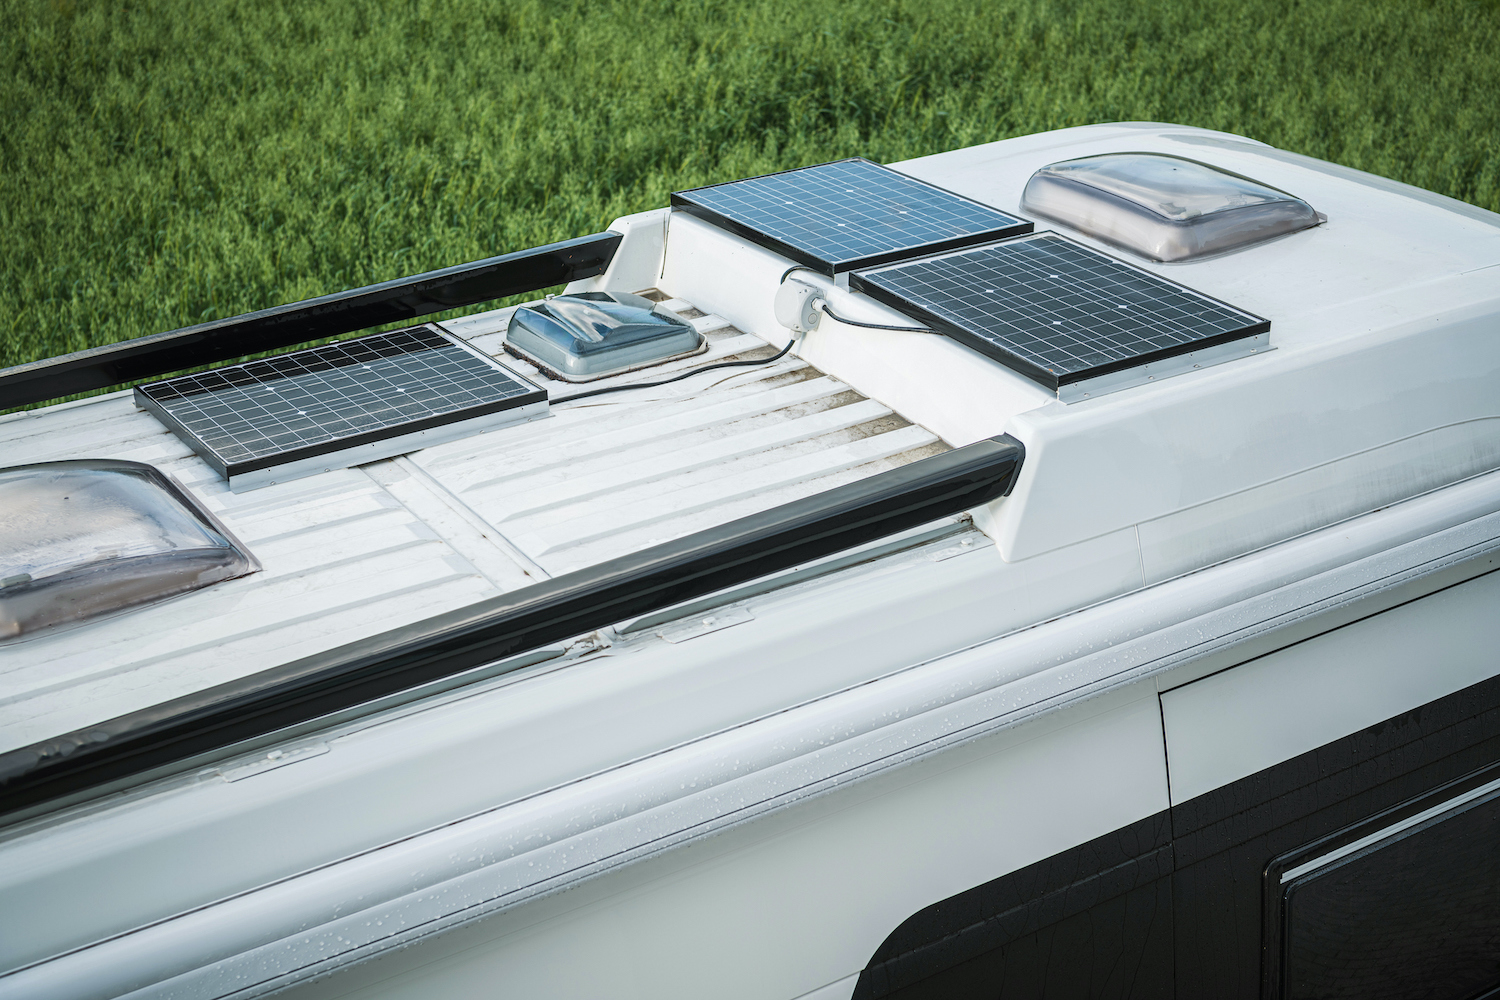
[852,569,1500,999]
[275,688,1170,1000]
[1167,569,1500,999]
[1160,566,1500,803]
[853,813,1173,999]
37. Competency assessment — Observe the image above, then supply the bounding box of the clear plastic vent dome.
[0,460,258,642]
[1020,153,1321,262]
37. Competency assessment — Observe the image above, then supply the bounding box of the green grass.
[3,0,1498,408]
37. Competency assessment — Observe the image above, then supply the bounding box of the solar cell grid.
[671,158,1032,274]
[851,234,1269,391]
[136,325,545,482]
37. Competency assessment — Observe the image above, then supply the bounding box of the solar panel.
[135,325,546,491]
[850,233,1270,398]
[671,158,1033,275]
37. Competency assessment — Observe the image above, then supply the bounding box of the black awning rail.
[0,231,622,409]
[0,435,1024,819]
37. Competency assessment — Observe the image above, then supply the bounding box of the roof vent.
[506,292,704,382]
[1020,153,1320,262]
[0,460,258,642]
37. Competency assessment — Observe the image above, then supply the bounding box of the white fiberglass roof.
[647,123,1500,564]
[3,122,1498,763]
[2,127,1498,978]
[0,303,942,753]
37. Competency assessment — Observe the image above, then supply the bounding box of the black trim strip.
[0,434,1024,817]
[0,232,622,409]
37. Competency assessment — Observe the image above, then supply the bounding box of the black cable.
[817,301,931,333]
[551,267,919,405]
[551,337,797,404]
[781,265,930,332]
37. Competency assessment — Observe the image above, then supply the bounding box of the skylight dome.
[1020,153,1321,262]
[0,460,258,641]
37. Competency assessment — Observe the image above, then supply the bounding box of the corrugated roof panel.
[0,300,947,753]
[417,317,946,575]
[0,398,525,754]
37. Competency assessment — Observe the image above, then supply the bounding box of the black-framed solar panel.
[671,158,1033,275]
[850,233,1270,397]
[135,325,546,491]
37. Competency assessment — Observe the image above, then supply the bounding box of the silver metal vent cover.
[506,292,704,382]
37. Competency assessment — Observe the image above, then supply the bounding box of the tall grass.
[2,0,1497,392]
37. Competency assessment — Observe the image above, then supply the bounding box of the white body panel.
[1161,568,1500,803]
[277,687,1167,1000]
[2,122,1499,999]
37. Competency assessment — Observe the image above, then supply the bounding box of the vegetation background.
[2,0,1498,406]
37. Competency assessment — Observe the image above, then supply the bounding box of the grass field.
[3,0,1498,405]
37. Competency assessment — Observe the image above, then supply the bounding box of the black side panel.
[855,575,1500,1000]
[1171,670,1500,999]
[1277,786,1500,999]
[0,435,1024,818]
[853,812,1175,1000]
[0,231,620,408]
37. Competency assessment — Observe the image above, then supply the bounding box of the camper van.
[1,121,1498,1000]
